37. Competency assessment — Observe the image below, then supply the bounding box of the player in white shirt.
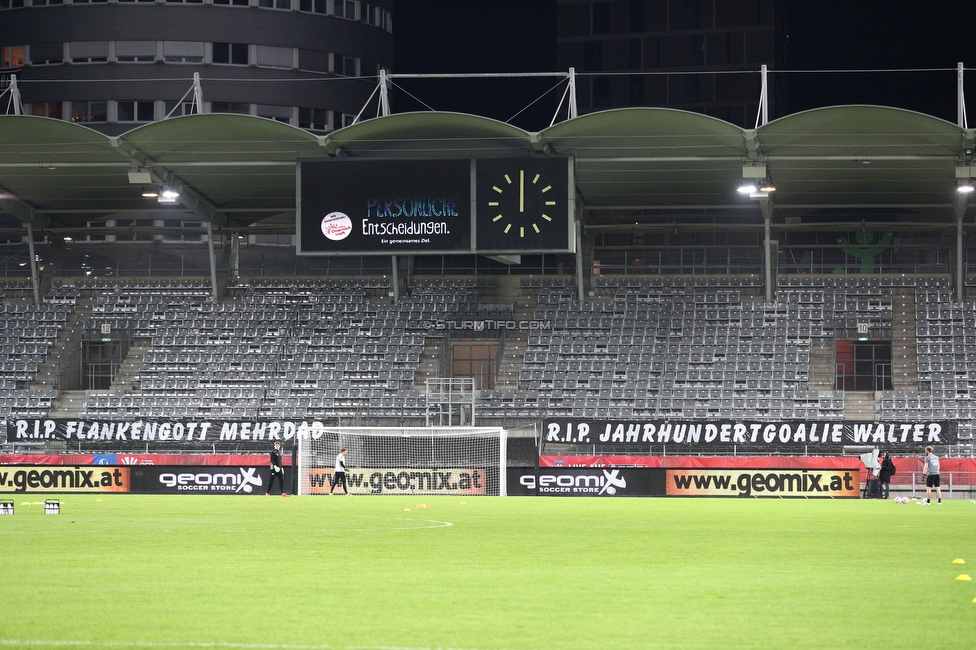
[920,445,942,505]
[330,447,348,495]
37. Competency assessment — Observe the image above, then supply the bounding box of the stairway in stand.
[844,391,878,421]
[891,292,918,391]
[493,293,536,390]
[47,390,88,419]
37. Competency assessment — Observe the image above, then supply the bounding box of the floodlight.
[737,183,758,194]
[957,183,974,194]
[158,186,180,203]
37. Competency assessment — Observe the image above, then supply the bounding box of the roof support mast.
[958,62,967,130]
[1,75,24,116]
[958,62,970,303]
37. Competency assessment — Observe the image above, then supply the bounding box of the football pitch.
[1,495,974,650]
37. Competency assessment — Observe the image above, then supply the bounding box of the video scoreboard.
[297,156,575,256]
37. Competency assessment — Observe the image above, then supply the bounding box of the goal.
[297,426,508,496]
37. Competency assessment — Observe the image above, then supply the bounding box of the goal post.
[297,426,508,496]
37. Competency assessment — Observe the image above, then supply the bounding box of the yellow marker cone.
[952,559,966,564]
[96,498,102,502]
[972,597,976,603]
[955,574,971,581]
[404,508,411,512]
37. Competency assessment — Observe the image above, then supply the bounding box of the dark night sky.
[391,0,558,130]
[392,1,976,127]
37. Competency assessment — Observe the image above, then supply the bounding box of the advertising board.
[130,466,281,494]
[0,466,130,493]
[304,467,488,495]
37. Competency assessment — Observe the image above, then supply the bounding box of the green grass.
[1,495,974,649]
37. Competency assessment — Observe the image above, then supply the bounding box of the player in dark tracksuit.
[267,441,288,496]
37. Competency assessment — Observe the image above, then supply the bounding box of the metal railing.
[869,472,976,499]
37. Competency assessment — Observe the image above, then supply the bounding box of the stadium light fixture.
[127,168,153,185]
[957,182,974,194]
[141,187,159,198]
[158,186,180,204]
[737,183,758,194]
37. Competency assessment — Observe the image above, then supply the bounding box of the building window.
[333,0,355,19]
[71,101,107,122]
[213,42,248,65]
[163,41,204,64]
[360,58,378,77]
[298,107,328,131]
[298,49,330,73]
[0,0,27,8]
[340,113,355,128]
[339,55,357,76]
[165,0,203,3]
[2,46,26,68]
[256,104,292,123]
[32,0,65,6]
[30,102,62,119]
[116,41,156,63]
[70,42,109,64]
[298,0,327,14]
[164,100,196,117]
[258,0,290,8]
[117,0,155,3]
[211,102,250,115]
[361,3,381,26]
[592,3,610,35]
[29,43,63,66]
[117,101,155,122]
[213,0,249,5]
[256,45,293,69]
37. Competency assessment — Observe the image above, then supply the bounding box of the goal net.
[297,426,508,496]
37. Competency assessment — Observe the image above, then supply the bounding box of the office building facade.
[557,0,775,126]
[0,0,393,135]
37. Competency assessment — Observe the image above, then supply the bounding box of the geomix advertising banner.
[665,469,860,498]
[506,467,666,497]
[7,419,327,447]
[298,156,575,256]
[507,467,861,498]
[0,466,130,493]
[130,466,282,495]
[543,420,956,449]
[304,467,488,495]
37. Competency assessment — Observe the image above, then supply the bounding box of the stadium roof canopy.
[0,105,973,235]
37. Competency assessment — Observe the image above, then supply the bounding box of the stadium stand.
[0,272,971,455]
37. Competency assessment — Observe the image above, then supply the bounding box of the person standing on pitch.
[331,447,348,495]
[877,451,895,499]
[267,440,289,497]
[919,445,942,505]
